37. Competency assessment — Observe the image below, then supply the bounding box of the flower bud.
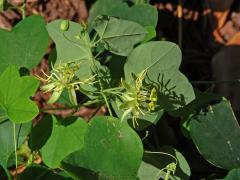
[60,20,69,32]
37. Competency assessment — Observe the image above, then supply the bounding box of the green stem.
[102,92,113,116]
[8,0,26,19]
[91,33,99,46]
[30,124,33,164]
[164,170,170,180]
[90,56,113,116]
[90,106,102,119]
[21,0,27,19]
[94,50,104,59]
[102,87,123,93]
[141,130,149,141]
[155,167,167,180]
[83,99,102,106]
[13,122,18,176]
[145,151,178,165]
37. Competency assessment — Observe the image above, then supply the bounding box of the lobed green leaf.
[0,66,39,123]
[124,41,195,111]
[0,15,49,73]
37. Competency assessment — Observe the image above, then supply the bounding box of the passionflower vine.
[117,70,158,127]
[36,62,95,105]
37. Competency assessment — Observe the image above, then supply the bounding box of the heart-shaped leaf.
[63,116,143,179]
[190,100,240,170]
[0,15,49,73]
[0,66,39,123]
[93,16,147,56]
[41,116,88,168]
[124,41,195,111]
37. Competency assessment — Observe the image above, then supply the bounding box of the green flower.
[37,62,95,105]
[117,70,158,127]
